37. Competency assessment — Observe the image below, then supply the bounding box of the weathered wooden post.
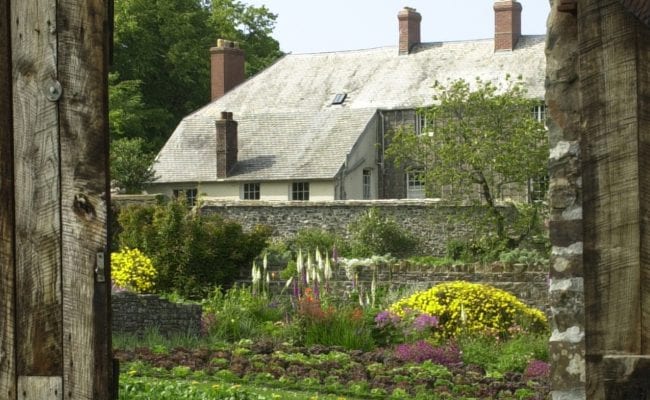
[547,0,650,398]
[0,0,114,399]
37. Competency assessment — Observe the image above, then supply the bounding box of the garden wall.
[264,264,549,312]
[200,199,482,256]
[112,291,202,337]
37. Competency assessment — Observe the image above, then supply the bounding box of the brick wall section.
[210,40,245,101]
[546,2,585,399]
[398,7,421,55]
[112,292,202,337]
[494,1,522,51]
[201,199,480,256]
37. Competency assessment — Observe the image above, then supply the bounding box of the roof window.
[332,93,347,105]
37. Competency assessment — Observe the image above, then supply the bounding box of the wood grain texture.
[0,0,16,397]
[579,0,650,397]
[11,0,63,376]
[57,0,113,398]
[638,14,650,355]
[17,376,62,400]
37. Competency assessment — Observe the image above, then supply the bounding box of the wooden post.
[0,0,16,398]
[0,0,114,399]
[580,0,650,397]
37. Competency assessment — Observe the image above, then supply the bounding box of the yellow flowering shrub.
[389,281,547,338]
[111,248,157,293]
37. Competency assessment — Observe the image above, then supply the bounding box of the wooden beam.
[57,0,113,397]
[0,0,16,397]
[11,0,63,377]
[580,0,650,397]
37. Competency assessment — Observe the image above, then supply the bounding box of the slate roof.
[153,36,546,183]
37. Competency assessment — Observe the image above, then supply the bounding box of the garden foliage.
[389,281,547,338]
[347,208,419,258]
[111,248,157,293]
[116,200,270,297]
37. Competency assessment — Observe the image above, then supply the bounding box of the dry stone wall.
[201,199,481,256]
[112,292,202,337]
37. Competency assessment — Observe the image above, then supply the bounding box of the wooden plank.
[0,0,16,397]
[11,0,63,376]
[581,0,641,356]
[17,376,62,400]
[580,0,650,397]
[57,0,113,398]
[639,13,650,354]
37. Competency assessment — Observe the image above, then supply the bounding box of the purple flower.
[412,313,439,331]
[524,360,550,379]
[375,310,401,328]
[394,340,462,366]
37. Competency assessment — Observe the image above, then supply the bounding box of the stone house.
[148,1,546,205]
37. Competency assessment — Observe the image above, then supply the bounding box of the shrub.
[348,208,419,258]
[389,281,547,338]
[116,201,271,297]
[499,247,548,267]
[111,248,157,293]
[524,360,551,380]
[201,286,288,343]
[459,334,549,375]
[286,227,349,257]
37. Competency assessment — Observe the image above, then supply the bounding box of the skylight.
[332,93,347,105]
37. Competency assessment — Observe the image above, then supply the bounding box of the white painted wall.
[147,180,337,201]
[340,116,378,199]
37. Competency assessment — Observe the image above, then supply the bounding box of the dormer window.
[332,93,347,105]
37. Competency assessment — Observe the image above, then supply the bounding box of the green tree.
[386,76,548,246]
[110,137,157,193]
[116,200,271,297]
[111,0,281,149]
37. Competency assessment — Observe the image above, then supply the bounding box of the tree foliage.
[386,77,548,245]
[116,200,271,298]
[110,0,282,150]
[110,137,157,194]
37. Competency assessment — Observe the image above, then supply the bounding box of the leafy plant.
[111,247,157,293]
[116,201,271,297]
[499,248,548,267]
[347,208,420,258]
[389,281,548,338]
[286,227,348,257]
[459,334,549,375]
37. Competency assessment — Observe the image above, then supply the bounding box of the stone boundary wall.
[112,292,202,337]
[261,264,549,311]
[201,199,484,256]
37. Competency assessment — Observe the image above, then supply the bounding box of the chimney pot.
[210,38,245,101]
[494,1,522,51]
[398,7,422,55]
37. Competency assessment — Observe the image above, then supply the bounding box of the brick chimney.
[216,111,238,178]
[210,39,245,101]
[494,1,522,51]
[398,7,421,55]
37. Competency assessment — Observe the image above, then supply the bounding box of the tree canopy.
[386,76,548,245]
[110,0,282,151]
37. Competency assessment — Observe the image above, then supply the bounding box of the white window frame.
[291,182,310,201]
[173,188,198,207]
[362,169,372,199]
[241,182,260,200]
[406,172,425,199]
[531,104,547,126]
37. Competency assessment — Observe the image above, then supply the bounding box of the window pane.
[292,182,310,200]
